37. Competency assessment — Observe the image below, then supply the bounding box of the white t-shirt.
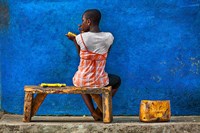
[75,32,114,54]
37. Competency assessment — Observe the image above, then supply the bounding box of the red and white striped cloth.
[73,34,109,88]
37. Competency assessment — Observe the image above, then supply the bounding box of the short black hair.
[83,9,101,25]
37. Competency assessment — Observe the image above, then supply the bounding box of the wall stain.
[0,0,9,31]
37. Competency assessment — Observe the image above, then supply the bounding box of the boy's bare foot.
[91,110,103,121]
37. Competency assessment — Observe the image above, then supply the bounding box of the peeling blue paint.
[0,0,200,115]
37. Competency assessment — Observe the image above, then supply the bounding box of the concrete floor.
[0,112,200,133]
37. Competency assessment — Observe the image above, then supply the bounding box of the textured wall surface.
[0,0,10,110]
[0,0,200,115]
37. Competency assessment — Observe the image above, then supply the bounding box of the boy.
[67,9,121,121]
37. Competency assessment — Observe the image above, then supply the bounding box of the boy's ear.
[87,19,91,25]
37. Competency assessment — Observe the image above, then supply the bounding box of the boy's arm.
[73,38,80,55]
[66,35,80,55]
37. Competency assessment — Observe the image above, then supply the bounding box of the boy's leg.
[95,74,121,114]
[81,74,121,120]
[81,94,102,121]
[108,74,121,97]
[112,87,118,97]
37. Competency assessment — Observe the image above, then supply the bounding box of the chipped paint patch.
[151,75,162,83]
[190,57,200,75]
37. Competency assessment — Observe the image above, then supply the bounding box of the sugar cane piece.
[67,32,76,37]
[40,83,66,87]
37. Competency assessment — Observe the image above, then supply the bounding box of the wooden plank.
[90,94,102,112]
[102,91,113,123]
[24,86,111,94]
[101,86,112,93]
[22,92,33,122]
[31,93,47,117]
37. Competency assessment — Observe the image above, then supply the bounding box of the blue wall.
[0,0,200,115]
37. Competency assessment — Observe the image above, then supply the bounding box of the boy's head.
[80,9,101,32]
[83,9,101,25]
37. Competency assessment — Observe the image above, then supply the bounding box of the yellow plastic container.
[139,100,171,122]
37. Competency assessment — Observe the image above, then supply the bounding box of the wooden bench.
[23,86,113,123]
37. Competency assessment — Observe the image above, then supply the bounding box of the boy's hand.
[66,34,76,41]
[65,32,76,41]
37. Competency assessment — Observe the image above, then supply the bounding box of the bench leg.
[102,91,113,123]
[31,93,47,117]
[23,92,33,122]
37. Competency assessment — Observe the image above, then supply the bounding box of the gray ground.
[0,112,200,133]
